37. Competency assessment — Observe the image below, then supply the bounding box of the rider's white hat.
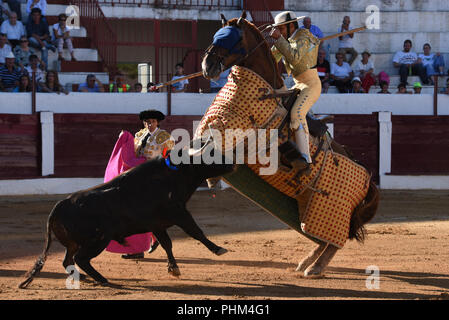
[274,11,298,25]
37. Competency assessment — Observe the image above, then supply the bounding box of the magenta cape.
[104,131,156,254]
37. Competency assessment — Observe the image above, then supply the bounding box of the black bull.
[19,155,235,288]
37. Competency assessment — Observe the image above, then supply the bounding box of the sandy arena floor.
[1,188,449,300]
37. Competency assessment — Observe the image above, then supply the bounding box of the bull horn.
[187,136,214,157]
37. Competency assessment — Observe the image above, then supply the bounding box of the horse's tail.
[18,212,54,289]
[349,180,380,242]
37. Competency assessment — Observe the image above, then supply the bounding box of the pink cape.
[104,131,156,254]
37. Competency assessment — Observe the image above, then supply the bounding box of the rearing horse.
[198,12,380,278]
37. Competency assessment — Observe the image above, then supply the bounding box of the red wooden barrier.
[333,114,379,183]
[391,116,449,175]
[0,114,41,179]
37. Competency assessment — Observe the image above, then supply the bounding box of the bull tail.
[18,213,54,289]
[349,180,380,242]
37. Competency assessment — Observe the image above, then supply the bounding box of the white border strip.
[0,178,103,196]
[380,175,449,190]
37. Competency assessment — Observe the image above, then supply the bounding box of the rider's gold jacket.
[271,28,320,78]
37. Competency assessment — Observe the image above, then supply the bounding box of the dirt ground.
[1,188,449,300]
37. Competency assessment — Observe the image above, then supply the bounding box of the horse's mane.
[227,18,282,88]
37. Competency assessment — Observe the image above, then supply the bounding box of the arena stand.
[0,0,448,195]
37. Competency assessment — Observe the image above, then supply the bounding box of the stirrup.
[279,141,311,174]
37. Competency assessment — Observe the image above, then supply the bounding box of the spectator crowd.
[1,8,448,95]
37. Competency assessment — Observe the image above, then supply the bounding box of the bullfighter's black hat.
[139,109,165,121]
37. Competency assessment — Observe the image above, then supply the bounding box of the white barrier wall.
[1,92,449,194]
[1,92,449,116]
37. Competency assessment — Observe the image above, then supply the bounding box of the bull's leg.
[62,242,87,281]
[303,244,339,278]
[176,209,227,256]
[152,229,180,277]
[74,239,110,284]
[295,240,328,273]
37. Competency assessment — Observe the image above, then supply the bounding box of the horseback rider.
[269,11,322,171]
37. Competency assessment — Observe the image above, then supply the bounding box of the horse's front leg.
[296,240,328,273]
[303,244,339,278]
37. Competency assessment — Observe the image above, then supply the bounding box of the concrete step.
[60,61,104,72]
[327,53,449,78]
[323,32,449,56]
[325,86,441,94]
[44,48,99,71]
[284,0,449,12]
[387,75,448,87]
[289,11,449,33]
[58,72,109,86]
[283,74,448,94]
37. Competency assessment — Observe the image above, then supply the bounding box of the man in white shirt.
[418,43,445,84]
[26,0,47,17]
[337,16,358,65]
[0,12,25,47]
[393,39,427,85]
[330,52,354,93]
[0,32,12,65]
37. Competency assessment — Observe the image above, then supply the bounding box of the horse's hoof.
[295,261,310,273]
[215,247,228,256]
[303,265,325,279]
[168,267,181,277]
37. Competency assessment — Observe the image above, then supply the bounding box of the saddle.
[260,89,331,138]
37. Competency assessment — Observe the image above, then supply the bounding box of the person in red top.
[316,49,330,93]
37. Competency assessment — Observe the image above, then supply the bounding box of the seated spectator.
[330,52,354,93]
[52,13,76,61]
[78,74,104,92]
[316,48,330,93]
[26,0,47,17]
[338,16,358,65]
[413,82,422,94]
[301,16,326,52]
[377,81,391,94]
[0,51,21,91]
[354,50,375,93]
[24,53,44,83]
[109,74,130,92]
[377,71,390,87]
[39,70,68,94]
[26,8,55,70]
[0,32,11,65]
[393,39,427,85]
[171,63,188,92]
[3,1,21,21]
[441,78,449,95]
[210,68,230,93]
[396,83,412,94]
[147,82,158,92]
[1,12,24,48]
[419,43,446,84]
[13,74,32,92]
[13,35,35,69]
[349,77,365,93]
[0,1,10,25]
[134,82,142,92]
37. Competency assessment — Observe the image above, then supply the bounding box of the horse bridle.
[204,23,277,81]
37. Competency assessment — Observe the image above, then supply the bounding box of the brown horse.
[201,12,380,277]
